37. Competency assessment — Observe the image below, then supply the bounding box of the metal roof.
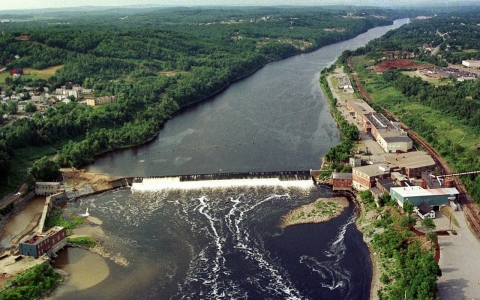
[391,186,459,197]
[333,173,352,179]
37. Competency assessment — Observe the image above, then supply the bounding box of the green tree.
[30,157,61,182]
[6,100,17,114]
[25,102,37,113]
[403,201,414,215]
[421,217,436,231]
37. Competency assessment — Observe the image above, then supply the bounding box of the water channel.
[51,18,410,300]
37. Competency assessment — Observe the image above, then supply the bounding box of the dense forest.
[0,6,406,193]
[342,9,480,204]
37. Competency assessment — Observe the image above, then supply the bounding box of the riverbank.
[320,64,383,299]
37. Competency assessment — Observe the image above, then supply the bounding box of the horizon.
[0,0,477,12]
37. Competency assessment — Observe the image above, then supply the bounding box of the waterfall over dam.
[131,170,317,191]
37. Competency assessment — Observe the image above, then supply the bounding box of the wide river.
[52,18,409,300]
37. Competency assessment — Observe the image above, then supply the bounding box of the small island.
[280,197,349,228]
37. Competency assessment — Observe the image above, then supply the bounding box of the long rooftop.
[385,151,435,169]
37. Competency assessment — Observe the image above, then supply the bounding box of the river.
[51,18,409,300]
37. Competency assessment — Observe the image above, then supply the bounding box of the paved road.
[435,209,480,299]
[327,69,386,163]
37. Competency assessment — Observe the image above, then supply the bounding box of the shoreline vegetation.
[0,8,398,197]
[280,197,349,228]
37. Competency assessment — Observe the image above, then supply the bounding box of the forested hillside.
[0,6,406,195]
[343,7,480,204]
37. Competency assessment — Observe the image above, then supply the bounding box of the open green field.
[0,65,63,83]
[352,55,480,157]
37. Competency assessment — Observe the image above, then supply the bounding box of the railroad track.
[347,57,480,240]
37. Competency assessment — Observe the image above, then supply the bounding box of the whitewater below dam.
[51,19,410,299]
[54,182,371,299]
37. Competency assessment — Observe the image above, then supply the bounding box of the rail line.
[347,57,480,240]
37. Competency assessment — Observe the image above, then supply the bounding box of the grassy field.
[352,55,480,157]
[0,65,63,83]
[401,71,449,86]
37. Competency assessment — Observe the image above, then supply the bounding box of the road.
[347,56,480,299]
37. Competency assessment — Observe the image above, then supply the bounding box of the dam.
[131,171,318,191]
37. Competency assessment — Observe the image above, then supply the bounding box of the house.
[416,203,435,219]
[390,185,459,209]
[352,163,392,191]
[86,95,115,106]
[18,226,67,258]
[332,173,352,191]
[35,182,62,196]
[9,68,23,76]
[31,94,46,102]
[17,101,28,112]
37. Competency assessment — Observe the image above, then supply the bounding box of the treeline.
[0,6,402,192]
[383,70,480,129]
[370,206,441,299]
[347,9,480,65]
[320,66,359,170]
[341,9,480,204]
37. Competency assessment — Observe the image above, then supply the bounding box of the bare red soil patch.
[369,59,426,73]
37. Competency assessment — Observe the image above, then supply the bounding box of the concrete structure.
[384,151,436,178]
[332,173,352,191]
[349,156,362,168]
[86,95,115,106]
[18,226,67,258]
[35,182,61,196]
[462,60,480,68]
[390,186,459,208]
[352,163,392,191]
[362,113,412,153]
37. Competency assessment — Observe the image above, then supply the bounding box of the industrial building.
[345,98,375,121]
[35,182,62,196]
[462,60,480,68]
[18,226,67,258]
[332,173,352,191]
[352,163,392,191]
[390,186,459,208]
[384,151,436,178]
[362,113,412,153]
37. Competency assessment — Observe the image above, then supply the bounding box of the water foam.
[131,177,314,192]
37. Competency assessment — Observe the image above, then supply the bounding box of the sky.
[0,0,468,11]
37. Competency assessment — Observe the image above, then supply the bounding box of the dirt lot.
[368,59,432,73]
[61,168,115,192]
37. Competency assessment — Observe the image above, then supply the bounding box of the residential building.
[31,94,46,102]
[86,95,115,106]
[18,226,67,258]
[9,68,23,76]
